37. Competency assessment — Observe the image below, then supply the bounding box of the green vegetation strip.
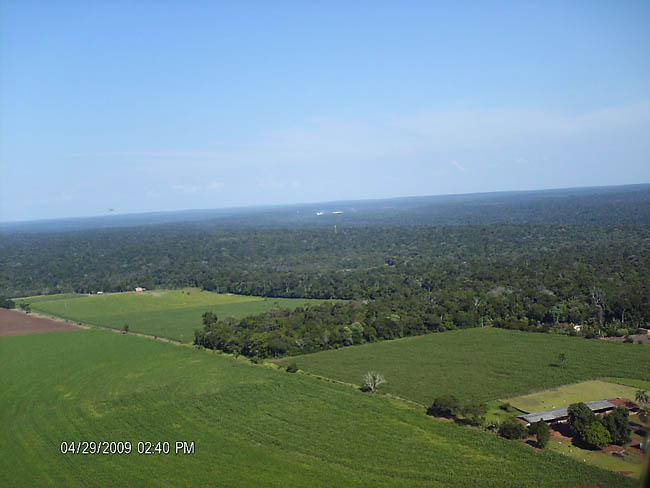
[25,288,329,342]
[295,328,650,405]
[0,330,633,487]
[603,377,650,391]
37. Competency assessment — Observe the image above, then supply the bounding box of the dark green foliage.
[528,421,551,448]
[635,390,649,406]
[427,395,460,418]
[3,188,650,360]
[0,296,15,309]
[202,311,218,326]
[18,301,31,313]
[583,420,612,449]
[566,402,615,449]
[498,417,528,440]
[460,403,488,425]
[285,361,298,373]
[601,406,631,445]
[122,322,129,333]
[567,402,596,438]
[3,222,650,341]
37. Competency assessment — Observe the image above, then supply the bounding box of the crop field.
[24,289,328,342]
[0,329,633,487]
[507,380,643,413]
[294,328,650,405]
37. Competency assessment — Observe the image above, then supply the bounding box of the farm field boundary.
[0,308,84,337]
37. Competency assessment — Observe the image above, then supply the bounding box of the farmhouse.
[518,399,615,425]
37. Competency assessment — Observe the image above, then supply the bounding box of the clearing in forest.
[23,288,329,342]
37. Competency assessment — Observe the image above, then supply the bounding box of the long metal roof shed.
[518,399,615,424]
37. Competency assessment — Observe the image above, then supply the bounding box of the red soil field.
[0,309,82,337]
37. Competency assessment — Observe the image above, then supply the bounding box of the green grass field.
[24,289,328,342]
[507,380,643,413]
[294,328,650,405]
[0,329,634,487]
[604,377,650,391]
[547,437,645,478]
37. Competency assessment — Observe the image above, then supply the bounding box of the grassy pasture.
[604,377,650,391]
[294,328,650,405]
[507,380,642,413]
[25,288,327,342]
[547,437,645,478]
[0,329,633,487]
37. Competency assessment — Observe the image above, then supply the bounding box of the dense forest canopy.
[2,184,649,233]
[2,185,650,358]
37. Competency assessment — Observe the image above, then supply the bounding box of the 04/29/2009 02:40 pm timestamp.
[60,440,195,455]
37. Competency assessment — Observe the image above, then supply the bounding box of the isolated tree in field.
[427,395,460,418]
[362,372,386,392]
[122,322,129,334]
[635,390,649,406]
[19,301,31,313]
[498,417,527,440]
[583,420,611,449]
[601,406,631,445]
[567,402,596,438]
[558,353,566,369]
[528,420,551,448]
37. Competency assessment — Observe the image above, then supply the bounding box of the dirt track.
[0,308,83,337]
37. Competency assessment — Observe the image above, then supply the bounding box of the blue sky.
[1,0,649,222]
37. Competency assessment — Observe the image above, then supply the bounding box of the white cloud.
[171,184,199,194]
[171,181,225,194]
[206,181,225,190]
[451,161,466,172]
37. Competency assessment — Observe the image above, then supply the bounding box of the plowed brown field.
[0,309,81,337]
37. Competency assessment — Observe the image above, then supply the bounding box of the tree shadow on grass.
[525,439,543,449]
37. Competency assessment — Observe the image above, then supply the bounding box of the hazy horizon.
[2,182,648,225]
[2,1,649,222]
